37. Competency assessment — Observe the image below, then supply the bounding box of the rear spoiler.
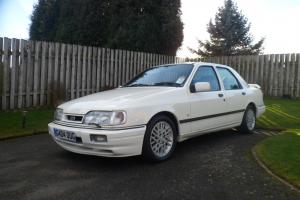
[248,84,261,89]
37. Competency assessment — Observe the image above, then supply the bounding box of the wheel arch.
[147,111,180,139]
[247,102,257,114]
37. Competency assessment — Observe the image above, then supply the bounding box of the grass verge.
[0,108,54,140]
[255,131,300,188]
[257,98,300,130]
[255,98,300,189]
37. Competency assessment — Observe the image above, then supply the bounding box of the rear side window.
[217,67,242,90]
[191,66,220,91]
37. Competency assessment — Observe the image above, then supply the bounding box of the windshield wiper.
[153,82,181,87]
[125,83,151,87]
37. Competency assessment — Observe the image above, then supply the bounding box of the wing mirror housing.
[191,82,211,93]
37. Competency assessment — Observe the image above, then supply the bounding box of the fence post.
[290,54,296,98]
[65,44,72,100]
[125,51,130,82]
[59,44,66,97]
[53,42,60,102]
[268,54,274,96]
[26,41,33,107]
[96,48,101,92]
[33,41,41,107]
[47,42,53,105]
[113,49,118,87]
[18,40,27,108]
[2,38,10,110]
[118,49,123,86]
[284,54,290,96]
[10,39,19,109]
[40,42,47,105]
[82,46,87,95]
[99,48,105,90]
[106,48,111,86]
[120,50,125,85]
[76,45,82,98]
[295,54,300,98]
[278,54,285,97]
[273,54,279,97]
[254,55,259,85]
[92,47,97,92]
[87,46,92,94]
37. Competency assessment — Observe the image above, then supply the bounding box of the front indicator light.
[90,134,107,143]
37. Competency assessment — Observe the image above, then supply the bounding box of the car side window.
[217,67,242,90]
[191,66,220,91]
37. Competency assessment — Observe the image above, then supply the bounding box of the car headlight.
[54,108,63,121]
[83,111,126,126]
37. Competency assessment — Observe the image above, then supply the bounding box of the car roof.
[156,62,233,70]
[194,61,228,67]
[183,62,232,70]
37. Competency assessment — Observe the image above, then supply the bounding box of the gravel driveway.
[0,130,299,200]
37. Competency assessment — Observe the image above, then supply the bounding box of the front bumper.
[48,122,146,157]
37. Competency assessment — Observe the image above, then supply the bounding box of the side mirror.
[194,82,211,92]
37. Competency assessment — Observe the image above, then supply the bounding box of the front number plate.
[53,128,77,143]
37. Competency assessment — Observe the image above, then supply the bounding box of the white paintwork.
[48,62,266,157]
[188,89,228,137]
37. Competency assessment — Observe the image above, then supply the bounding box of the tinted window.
[124,64,193,87]
[191,66,220,91]
[217,67,242,90]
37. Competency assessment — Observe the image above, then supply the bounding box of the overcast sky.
[1,0,300,57]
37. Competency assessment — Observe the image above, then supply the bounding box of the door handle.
[218,93,224,98]
[242,92,246,95]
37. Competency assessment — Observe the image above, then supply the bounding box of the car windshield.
[124,64,194,87]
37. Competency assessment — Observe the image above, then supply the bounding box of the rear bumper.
[48,122,146,157]
[256,105,266,118]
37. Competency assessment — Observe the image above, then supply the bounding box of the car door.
[216,67,247,125]
[186,65,228,135]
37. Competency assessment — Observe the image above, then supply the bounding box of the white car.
[48,62,265,161]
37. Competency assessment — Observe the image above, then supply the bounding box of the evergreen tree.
[190,0,264,57]
[29,0,183,56]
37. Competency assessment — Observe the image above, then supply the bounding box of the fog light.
[90,134,107,143]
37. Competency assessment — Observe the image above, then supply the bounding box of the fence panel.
[204,53,299,99]
[1,37,299,110]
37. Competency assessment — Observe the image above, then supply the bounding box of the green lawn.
[255,131,300,188]
[0,108,54,139]
[255,97,300,188]
[257,98,300,130]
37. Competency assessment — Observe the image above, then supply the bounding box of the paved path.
[0,130,299,200]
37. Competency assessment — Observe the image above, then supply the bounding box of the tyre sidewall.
[240,105,256,134]
[142,115,177,162]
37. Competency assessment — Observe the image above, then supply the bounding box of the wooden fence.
[0,37,184,110]
[203,55,300,99]
[0,37,299,110]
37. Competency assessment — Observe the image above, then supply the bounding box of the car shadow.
[54,129,247,170]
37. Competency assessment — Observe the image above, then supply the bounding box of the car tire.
[239,105,256,134]
[142,115,177,162]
